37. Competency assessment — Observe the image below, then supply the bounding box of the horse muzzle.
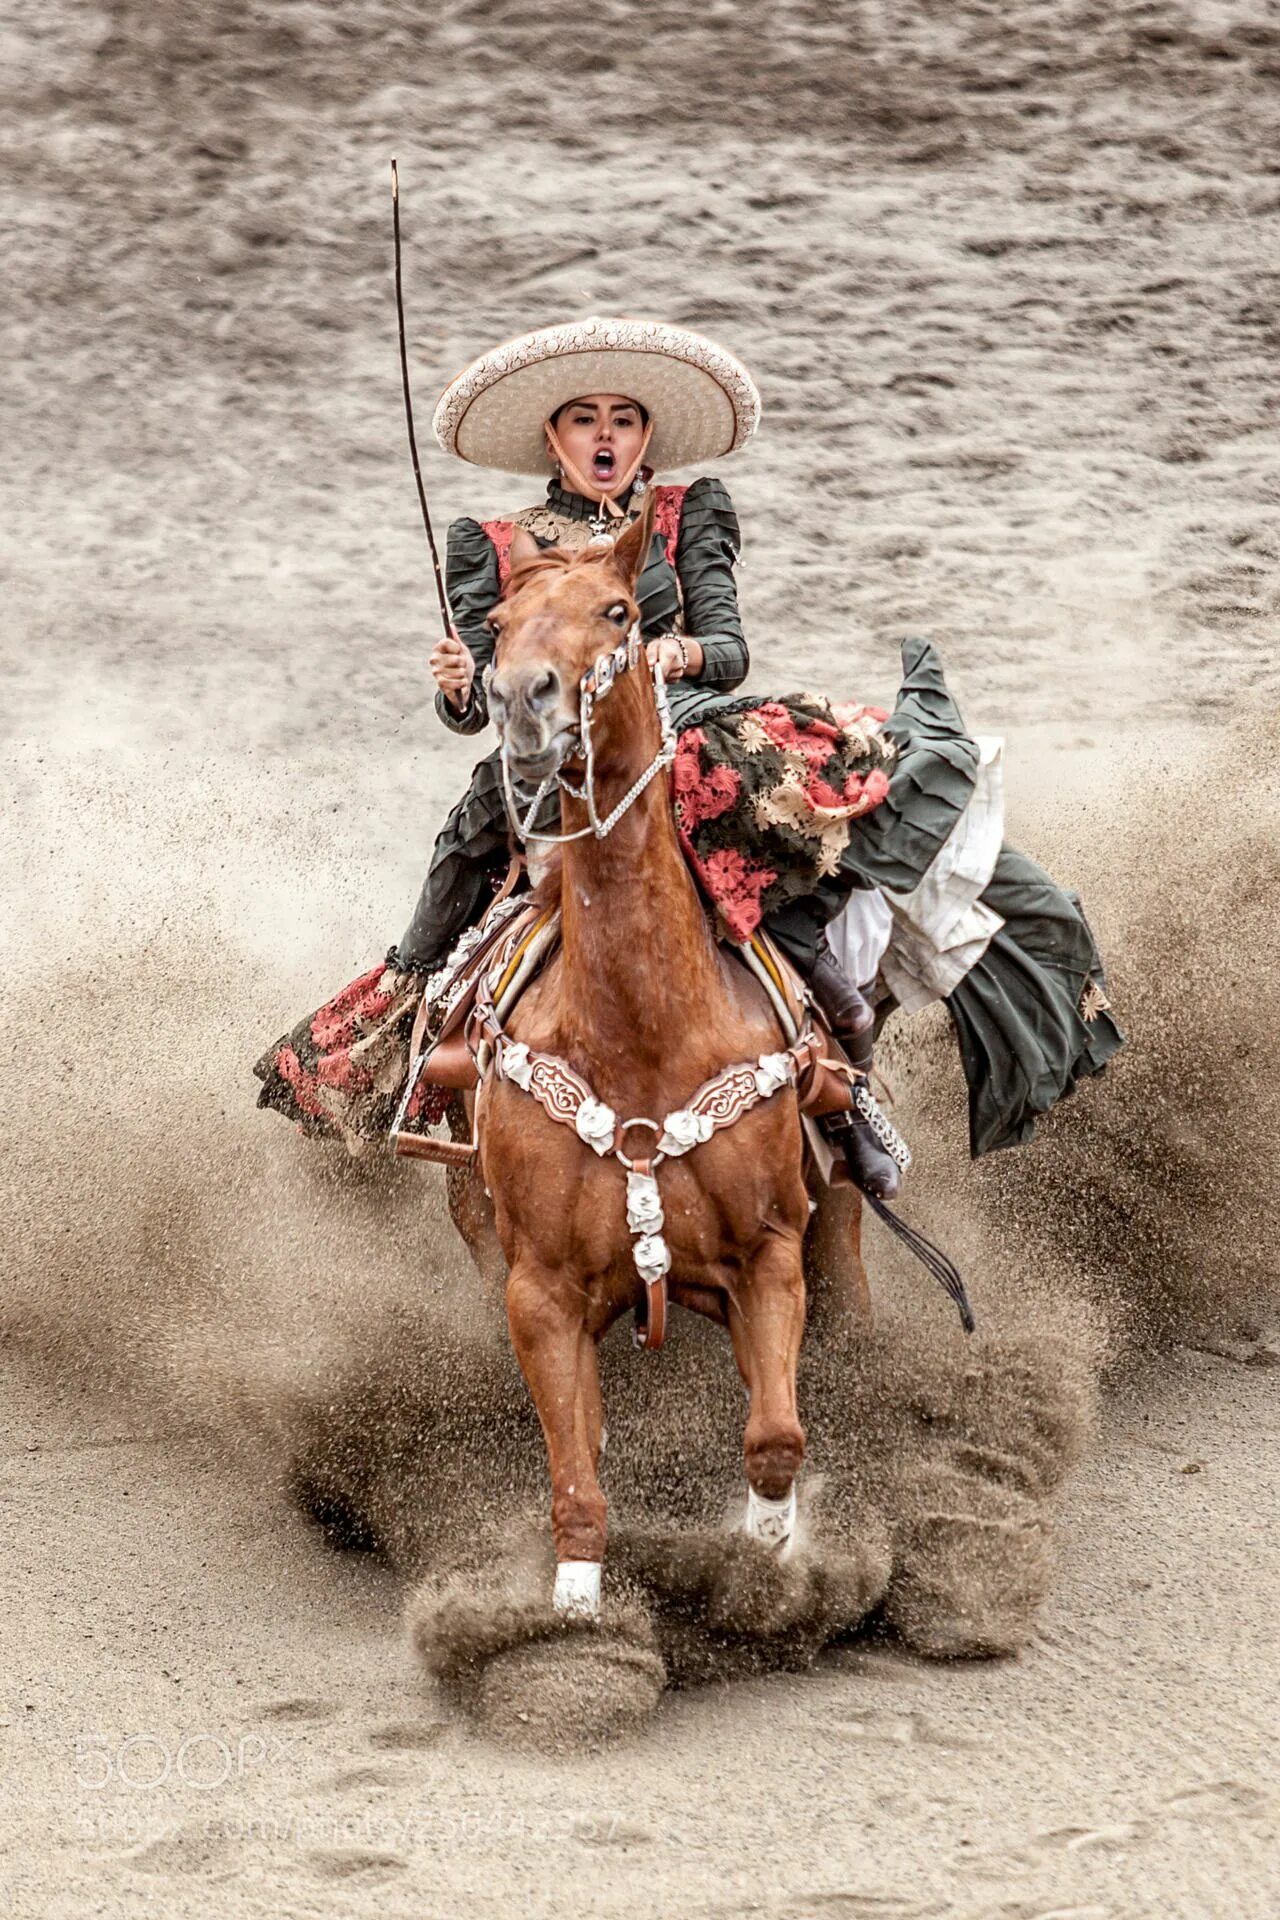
[488,663,577,783]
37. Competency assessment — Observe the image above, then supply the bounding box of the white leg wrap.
[743,1484,797,1559]
[553,1560,602,1619]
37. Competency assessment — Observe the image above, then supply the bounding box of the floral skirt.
[256,696,896,1147]
[253,960,447,1152]
[673,695,894,941]
[254,645,1122,1158]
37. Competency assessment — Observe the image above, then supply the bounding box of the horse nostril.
[527,666,559,712]
[487,673,510,719]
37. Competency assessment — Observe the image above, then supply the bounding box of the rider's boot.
[803,930,903,1203]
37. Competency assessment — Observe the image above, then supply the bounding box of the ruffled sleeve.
[674,476,749,692]
[435,516,499,734]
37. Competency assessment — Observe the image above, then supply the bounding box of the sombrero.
[432,316,761,476]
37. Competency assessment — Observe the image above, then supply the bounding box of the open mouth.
[505,727,579,790]
[592,447,617,483]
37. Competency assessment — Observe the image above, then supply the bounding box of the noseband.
[486,625,677,846]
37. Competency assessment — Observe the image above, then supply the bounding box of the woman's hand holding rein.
[646,634,703,682]
[431,626,701,712]
[431,627,475,709]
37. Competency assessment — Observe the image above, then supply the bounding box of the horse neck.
[556,666,722,1057]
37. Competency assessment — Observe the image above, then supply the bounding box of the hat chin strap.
[544,417,655,520]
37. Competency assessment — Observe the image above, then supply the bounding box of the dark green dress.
[816,638,1122,1155]
[387,481,1122,1158]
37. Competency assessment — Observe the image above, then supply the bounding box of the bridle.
[486,624,677,846]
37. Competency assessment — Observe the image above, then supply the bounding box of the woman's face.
[549,393,646,492]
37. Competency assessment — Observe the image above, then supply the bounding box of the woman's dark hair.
[551,397,649,428]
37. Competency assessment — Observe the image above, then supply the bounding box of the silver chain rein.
[490,626,677,847]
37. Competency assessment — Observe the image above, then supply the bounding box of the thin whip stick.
[391,157,452,639]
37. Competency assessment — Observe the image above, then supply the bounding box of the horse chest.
[484,1077,804,1269]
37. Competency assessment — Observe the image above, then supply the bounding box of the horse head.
[484,490,657,786]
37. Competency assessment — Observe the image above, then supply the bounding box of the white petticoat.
[828,736,1005,1012]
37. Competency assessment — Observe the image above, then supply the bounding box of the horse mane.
[503,541,619,600]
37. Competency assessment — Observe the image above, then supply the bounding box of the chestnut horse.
[462,493,837,1619]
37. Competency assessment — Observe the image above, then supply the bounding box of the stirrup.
[850,1081,912,1174]
[818,1081,911,1200]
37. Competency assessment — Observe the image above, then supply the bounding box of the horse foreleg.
[505,1259,607,1617]
[727,1231,807,1556]
[803,1181,872,1339]
[445,1159,507,1292]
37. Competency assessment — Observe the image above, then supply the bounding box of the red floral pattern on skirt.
[255,966,448,1148]
[674,695,894,942]
[693,847,778,943]
[257,692,893,1143]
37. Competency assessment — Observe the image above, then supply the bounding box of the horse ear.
[508,524,541,576]
[607,488,657,590]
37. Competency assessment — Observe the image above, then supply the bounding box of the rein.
[487,627,678,846]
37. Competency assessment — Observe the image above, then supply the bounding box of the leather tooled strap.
[521,1050,598,1130]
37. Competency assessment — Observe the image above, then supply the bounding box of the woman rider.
[255,317,1121,1193]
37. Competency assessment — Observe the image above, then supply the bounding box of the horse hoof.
[742,1484,797,1559]
[553,1560,603,1619]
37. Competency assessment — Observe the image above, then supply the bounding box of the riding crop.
[390,157,452,642]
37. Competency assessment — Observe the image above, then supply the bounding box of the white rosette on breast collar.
[753,1052,795,1098]
[499,1040,534,1090]
[575,1097,617,1156]
[657,1108,715,1157]
[625,1169,665,1235]
[633,1233,672,1285]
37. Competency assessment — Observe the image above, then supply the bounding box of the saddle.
[392,895,865,1169]
[390,897,552,1166]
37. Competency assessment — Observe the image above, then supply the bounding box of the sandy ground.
[4,1352,1278,1920]
[3,2,1280,1915]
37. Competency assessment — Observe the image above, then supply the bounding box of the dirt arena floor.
[3,3,1279,1915]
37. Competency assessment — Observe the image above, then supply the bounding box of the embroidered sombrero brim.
[432,317,761,476]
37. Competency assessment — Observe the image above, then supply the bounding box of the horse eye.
[485,618,502,639]
[605,603,629,626]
